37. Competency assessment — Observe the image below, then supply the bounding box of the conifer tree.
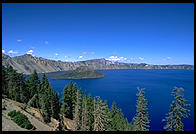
[73,89,82,131]
[93,97,109,131]
[86,94,95,131]
[132,87,150,131]
[39,74,52,123]
[2,66,9,95]
[7,66,18,100]
[5,66,28,103]
[162,87,190,131]
[25,70,40,107]
[61,81,77,119]
[54,92,61,120]
[18,73,29,103]
[70,81,78,119]
[61,85,72,118]
[108,101,131,131]
[51,91,57,119]
[81,94,89,131]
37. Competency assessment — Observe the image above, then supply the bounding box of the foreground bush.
[8,110,36,130]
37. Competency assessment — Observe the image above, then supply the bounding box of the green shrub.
[24,122,34,129]
[7,110,36,130]
[8,110,18,118]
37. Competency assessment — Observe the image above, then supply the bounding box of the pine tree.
[51,91,57,119]
[81,94,89,131]
[2,66,9,95]
[54,92,61,120]
[61,81,77,119]
[25,70,40,107]
[71,82,77,118]
[132,87,150,131]
[162,87,190,131]
[162,102,175,131]
[18,73,29,103]
[73,89,82,131]
[61,85,72,118]
[107,101,131,131]
[39,74,51,123]
[93,97,109,131]
[7,66,18,100]
[86,94,94,131]
[5,66,28,103]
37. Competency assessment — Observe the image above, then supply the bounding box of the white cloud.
[65,56,68,58]
[78,56,83,59]
[2,50,5,54]
[8,50,19,55]
[55,53,59,56]
[107,56,127,62]
[45,41,49,45]
[17,40,22,43]
[26,50,33,55]
[107,56,144,63]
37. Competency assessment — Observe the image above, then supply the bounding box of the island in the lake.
[52,66,105,79]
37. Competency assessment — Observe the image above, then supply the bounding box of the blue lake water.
[39,69,194,131]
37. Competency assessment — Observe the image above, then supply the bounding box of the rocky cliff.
[2,53,194,74]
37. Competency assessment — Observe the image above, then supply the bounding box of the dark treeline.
[2,66,60,123]
[2,66,191,131]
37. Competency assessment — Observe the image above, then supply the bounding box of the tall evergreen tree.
[93,97,109,131]
[132,87,150,131]
[2,66,9,95]
[81,94,89,131]
[73,89,82,131]
[107,101,131,131]
[39,74,52,123]
[61,85,72,118]
[86,94,95,131]
[25,70,40,107]
[70,82,77,120]
[61,81,77,119]
[53,92,61,120]
[7,66,19,100]
[5,66,28,103]
[18,73,29,103]
[162,87,190,131]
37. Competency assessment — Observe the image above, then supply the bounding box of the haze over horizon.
[2,3,194,65]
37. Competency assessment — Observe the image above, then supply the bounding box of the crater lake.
[35,69,194,131]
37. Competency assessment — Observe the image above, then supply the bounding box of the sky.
[2,3,194,65]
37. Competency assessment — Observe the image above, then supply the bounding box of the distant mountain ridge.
[2,53,194,74]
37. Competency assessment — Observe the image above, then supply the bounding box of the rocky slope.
[2,97,73,131]
[2,53,194,74]
[2,98,54,131]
